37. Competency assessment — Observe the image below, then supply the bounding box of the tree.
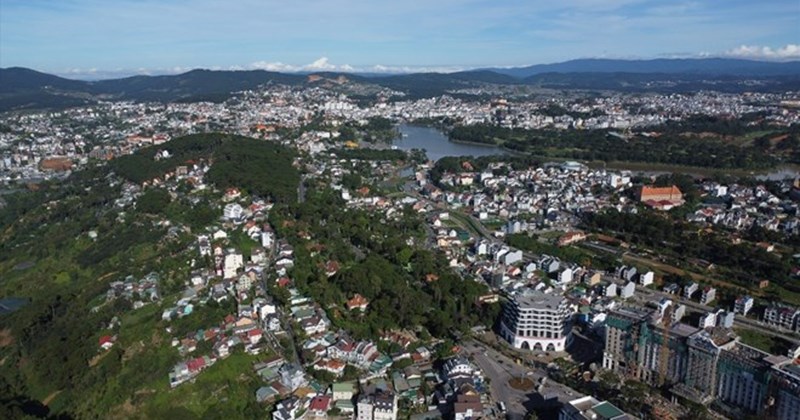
[137,188,171,214]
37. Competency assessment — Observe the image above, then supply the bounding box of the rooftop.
[514,289,566,310]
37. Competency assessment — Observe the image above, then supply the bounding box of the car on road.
[497,401,507,413]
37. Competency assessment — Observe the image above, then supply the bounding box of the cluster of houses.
[428,162,633,232]
[688,180,800,235]
[764,304,800,332]
[163,190,292,388]
[262,353,494,420]
[105,272,161,309]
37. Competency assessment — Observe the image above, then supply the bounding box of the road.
[297,175,307,203]
[461,339,579,420]
[632,283,800,344]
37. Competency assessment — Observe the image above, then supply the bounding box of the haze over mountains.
[2,58,800,112]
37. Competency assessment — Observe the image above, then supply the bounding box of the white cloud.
[306,57,336,71]
[246,57,465,74]
[249,61,298,72]
[724,44,800,61]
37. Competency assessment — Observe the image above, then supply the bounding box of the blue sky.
[1,0,798,78]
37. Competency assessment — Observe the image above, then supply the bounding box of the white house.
[734,295,754,316]
[620,281,635,299]
[700,287,716,305]
[684,282,699,299]
[698,312,717,329]
[639,271,654,286]
[223,252,244,279]
[223,203,244,221]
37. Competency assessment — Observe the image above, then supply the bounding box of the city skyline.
[1,0,799,79]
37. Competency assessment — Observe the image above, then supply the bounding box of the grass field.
[735,328,793,355]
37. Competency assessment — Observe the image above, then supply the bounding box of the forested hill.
[3,57,800,111]
[0,133,298,418]
[110,133,299,203]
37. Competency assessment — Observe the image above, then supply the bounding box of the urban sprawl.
[3,83,800,420]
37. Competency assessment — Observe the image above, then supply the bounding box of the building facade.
[500,290,573,352]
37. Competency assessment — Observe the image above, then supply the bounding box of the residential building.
[273,396,308,420]
[223,203,244,220]
[620,281,635,299]
[333,381,357,405]
[700,287,716,305]
[443,357,473,379]
[357,391,397,420]
[308,395,332,419]
[279,363,308,391]
[684,282,699,300]
[698,312,717,329]
[639,271,654,287]
[453,393,483,420]
[764,305,800,331]
[735,296,754,316]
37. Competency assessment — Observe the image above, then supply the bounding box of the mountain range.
[2,58,800,112]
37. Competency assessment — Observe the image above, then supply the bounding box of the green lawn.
[136,352,266,418]
[735,328,792,355]
[229,230,259,259]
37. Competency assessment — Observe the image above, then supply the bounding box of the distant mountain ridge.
[485,58,800,78]
[2,58,800,111]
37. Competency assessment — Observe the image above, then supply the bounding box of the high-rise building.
[673,328,738,404]
[604,307,800,419]
[771,362,800,420]
[499,289,573,352]
[603,307,695,385]
[716,344,774,414]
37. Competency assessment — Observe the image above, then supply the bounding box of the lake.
[394,124,800,180]
[394,124,507,161]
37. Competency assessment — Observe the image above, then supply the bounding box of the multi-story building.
[764,305,800,331]
[735,295,754,316]
[605,306,800,419]
[639,271,654,287]
[499,290,573,352]
[673,328,738,404]
[684,282,699,299]
[700,287,716,305]
[603,307,695,385]
[357,391,397,420]
[771,361,800,420]
[716,343,774,415]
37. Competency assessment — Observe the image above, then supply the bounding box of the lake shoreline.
[395,124,800,179]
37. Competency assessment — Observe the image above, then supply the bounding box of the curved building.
[500,290,573,352]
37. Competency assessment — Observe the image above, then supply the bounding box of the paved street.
[461,339,580,420]
[631,282,800,344]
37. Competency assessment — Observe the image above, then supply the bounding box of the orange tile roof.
[640,185,682,198]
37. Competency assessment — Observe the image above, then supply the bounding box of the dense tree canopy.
[448,124,777,169]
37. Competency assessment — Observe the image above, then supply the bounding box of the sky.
[1,0,799,79]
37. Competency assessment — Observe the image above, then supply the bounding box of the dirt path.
[97,271,119,282]
[42,390,62,406]
[0,328,13,347]
[622,253,752,293]
[89,351,109,367]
